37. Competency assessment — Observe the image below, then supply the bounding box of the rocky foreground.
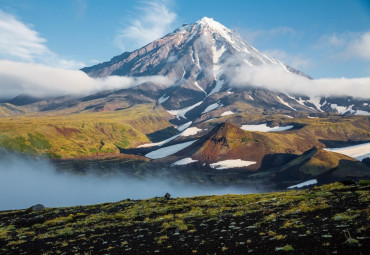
[0,182,369,254]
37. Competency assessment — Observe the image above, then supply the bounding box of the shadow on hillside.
[319,139,369,148]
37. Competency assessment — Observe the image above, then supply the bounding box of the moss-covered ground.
[0,182,369,254]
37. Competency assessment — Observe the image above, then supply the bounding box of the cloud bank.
[115,0,177,51]
[0,60,172,99]
[0,151,257,210]
[227,62,370,98]
[1,59,368,100]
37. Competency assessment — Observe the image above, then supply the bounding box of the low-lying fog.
[0,151,259,211]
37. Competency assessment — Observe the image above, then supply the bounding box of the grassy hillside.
[198,115,370,155]
[0,182,369,254]
[0,103,369,162]
[0,104,172,159]
[0,103,25,117]
[186,123,363,168]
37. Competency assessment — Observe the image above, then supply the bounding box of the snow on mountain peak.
[196,17,229,32]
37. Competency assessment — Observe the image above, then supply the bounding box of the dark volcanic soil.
[0,182,369,254]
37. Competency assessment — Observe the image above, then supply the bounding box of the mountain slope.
[154,122,370,179]
[82,17,317,117]
[82,17,369,121]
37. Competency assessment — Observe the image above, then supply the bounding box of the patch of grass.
[275,244,294,251]
[28,132,52,150]
[358,179,370,186]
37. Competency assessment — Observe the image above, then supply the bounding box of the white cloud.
[0,9,85,69]
[115,0,177,51]
[0,60,172,99]
[318,31,370,61]
[0,9,51,61]
[347,32,370,60]
[227,62,370,98]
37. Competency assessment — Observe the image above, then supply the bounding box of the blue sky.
[0,0,369,79]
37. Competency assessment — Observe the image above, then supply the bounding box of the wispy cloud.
[0,60,172,99]
[317,31,370,61]
[226,60,370,98]
[347,32,370,60]
[0,9,51,61]
[115,0,177,51]
[0,9,85,69]
[73,0,87,19]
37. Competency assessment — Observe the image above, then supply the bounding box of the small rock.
[29,204,45,211]
[164,192,171,200]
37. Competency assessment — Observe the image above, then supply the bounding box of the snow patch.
[355,110,370,116]
[284,115,293,118]
[139,123,200,148]
[168,101,203,119]
[186,24,200,44]
[158,94,170,104]
[308,97,324,112]
[241,123,294,132]
[288,179,318,189]
[177,121,192,131]
[221,111,235,116]
[194,81,207,95]
[145,140,198,159]
[209,159,256,170]
[330,104,355,114]
[202,101,223,114]
[248,95,254,101]
[181,127,202,136]
[277,96,296,111]
[324,142,370,161]
[208,80,224,96]
[289,96,317,112]
[212,44,226,64]
[171,157,198,166]
[198,17,234,46]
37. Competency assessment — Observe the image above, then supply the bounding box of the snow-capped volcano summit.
[82,17,296,107]
[83,17,284,78]
[179,17,280,65]
[82,17,369,119]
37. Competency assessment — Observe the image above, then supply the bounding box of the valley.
[0,12,369,254]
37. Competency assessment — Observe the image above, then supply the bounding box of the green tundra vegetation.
[0,182,369,254]
[0,104,172,158]
[0,100,369,161]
